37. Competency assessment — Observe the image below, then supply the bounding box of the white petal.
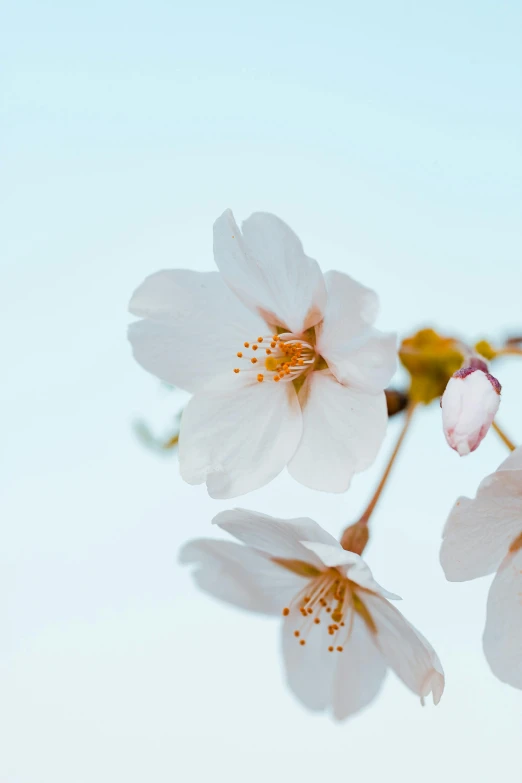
[332,614,387,720]
[288,371,388,492]
[498,445,522,473]
[128,270,267,392]
[213,509,338,566]
[440,469,522,581]
[281,600,337,712]
[363,594,445,704]
[324,328,398,393]
[179,538,305,615]
[213,210,327,334]
[319,269,380,330]
[347,566,402,601]
[316,271,397,392]
[178,371,302,498]
[300,541,360,568]
[483,546,522,689]
[298,543,401,600]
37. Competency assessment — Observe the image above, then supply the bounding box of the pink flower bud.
[441,363,501,456]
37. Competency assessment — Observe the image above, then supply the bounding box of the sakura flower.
[128,210,396,498]
[180,509,445,719]
[440,360,501,457]
[440,447,522,688]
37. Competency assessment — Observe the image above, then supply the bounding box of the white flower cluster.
[128,209,520,718]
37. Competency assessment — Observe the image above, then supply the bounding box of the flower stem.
[491,420,517,452]
[495,347,522,358]
[356,404,417,527]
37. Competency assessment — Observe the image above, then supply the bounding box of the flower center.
[280,567,377,652]
[233,333,316,383]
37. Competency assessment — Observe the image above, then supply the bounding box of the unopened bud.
[441,361,501,456]
[340,520,369,555]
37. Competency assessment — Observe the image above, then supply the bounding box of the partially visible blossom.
[128,210,396,498]
[441,360,501,456]
[440,447,522,688]
[181,509,445,719]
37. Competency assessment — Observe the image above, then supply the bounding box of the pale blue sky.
[2,2,522,781]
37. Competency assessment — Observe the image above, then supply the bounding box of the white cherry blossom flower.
[128,210,396,498]
[180,509,445,719]
[440,447,522,688]
[441,361,501,456]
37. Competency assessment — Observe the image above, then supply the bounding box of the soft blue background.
[2,2,522,781]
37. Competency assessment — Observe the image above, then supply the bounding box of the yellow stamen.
[275,563,377,652]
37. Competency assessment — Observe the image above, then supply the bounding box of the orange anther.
[272,335,279,341]
[244,342,250,348]
[237,352,243,358]
[251,358,258,364]
[233,368,240,373]
[257,337,263,342]
[336,646,343,652]
[270,342,276,348]
[257,374,264,382]
[299,639,306,646]
[252,344,258,351]
[282,608,290,616]
[294,630,300,637]
[265,348,272,354]
[328,646,334,652]
[314,618,320,624]
[274,376,280,382]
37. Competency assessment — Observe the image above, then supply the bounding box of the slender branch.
[356,404,417,526]
[492,420,517,452]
